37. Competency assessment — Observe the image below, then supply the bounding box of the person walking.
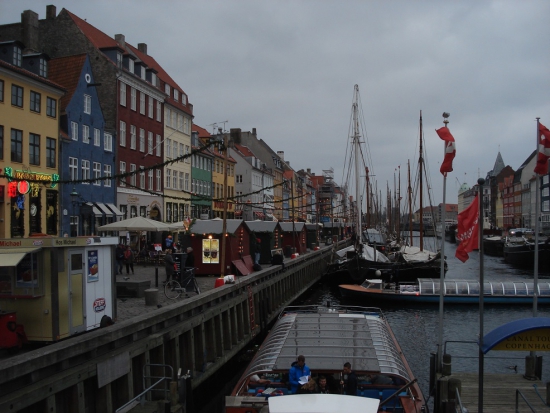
[164,249,175,284]
[165,234,173,251]
[124,246,134,275]
[115,244,125,275]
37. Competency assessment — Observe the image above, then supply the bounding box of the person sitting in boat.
[289,355,311,394]
[317,376,330,394]
[368,374,393,385]
[249,374,271,386]
[340,362,358,396]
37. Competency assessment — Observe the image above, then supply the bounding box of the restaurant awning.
[106,203,124,216]
[0,247,41,267]
[84,202,102,217]
[95,202,114,217]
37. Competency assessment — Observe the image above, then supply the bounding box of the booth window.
[0,248,42,298]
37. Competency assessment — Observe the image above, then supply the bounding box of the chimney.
[252,128,257,136]
[46,5,56,20]
[307,168,311,174]
[21,10,39,52]
[277,151,284,161]
[138,43,147,55]
[230,128,242,144]
[114,34,125,48]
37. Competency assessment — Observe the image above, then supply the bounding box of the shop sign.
[202,238,219,264]
[88,250,99,282]
[93,298,106,312]
[4,167,59,189]
[492,328,550,351]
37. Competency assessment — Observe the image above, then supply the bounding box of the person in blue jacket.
[289,355,311,394]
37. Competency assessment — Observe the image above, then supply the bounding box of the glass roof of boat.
[417,278,550,296]
[242,306,411,381]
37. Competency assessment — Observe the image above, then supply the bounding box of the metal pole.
[534,118,541,317]
[438,176,446,371]
[220,135,229,279]
[478,178,485,413]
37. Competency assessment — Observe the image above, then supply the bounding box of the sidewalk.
[114,260,284,322]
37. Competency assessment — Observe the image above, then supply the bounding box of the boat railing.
[454,386,465,413]
[515,389,537,413]
[379,378,418,407]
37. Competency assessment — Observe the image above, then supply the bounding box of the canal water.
[195,238,550,413]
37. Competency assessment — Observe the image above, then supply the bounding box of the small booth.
[244,221,284,265]
[279,222,307,257]
[188,219,250,276]
[0,236,117,342]
[321,222,344,243]
[305,223,322,250]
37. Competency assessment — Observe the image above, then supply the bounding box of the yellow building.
[0,42,65,238]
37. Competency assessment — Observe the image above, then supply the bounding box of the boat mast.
[365,167,370,228]
[353,85,362,240]
[408,160,413,246]
[419,110,424,251]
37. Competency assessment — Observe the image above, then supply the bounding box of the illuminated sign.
[492,328,550,351]
[4,167,59,189]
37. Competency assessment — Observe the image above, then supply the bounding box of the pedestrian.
[164,249,175,284]
[185,247,195,269]
[115,244,125,275]
[271,250,285,271]
[254,238,261,265]
[124,246,134,275]
[340,362,358,396]
[289,355,311,394]
[165,234,173,251]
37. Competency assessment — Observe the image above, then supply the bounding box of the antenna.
[207,120,229,135]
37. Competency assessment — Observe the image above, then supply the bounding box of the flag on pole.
[455,194,479,263]
[534,122,550,175]
[436,127,456,176]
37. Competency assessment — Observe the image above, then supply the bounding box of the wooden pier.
[452,373,549,412]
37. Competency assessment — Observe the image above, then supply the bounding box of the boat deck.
[451,373,548,412]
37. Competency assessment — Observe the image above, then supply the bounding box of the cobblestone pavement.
[114,261,281,322]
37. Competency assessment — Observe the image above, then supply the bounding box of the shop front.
[116,193,163,248]
[279,222,307,257]
[0,236,117,342]
[244,221,283,265]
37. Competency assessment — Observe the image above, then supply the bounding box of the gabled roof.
[244,221,278,233]
[48,54,87,110]
[65,9,122,51]
[279,222,305,232]
[192,123,211,138]
[189,219,243,235]
[234,143,255,158]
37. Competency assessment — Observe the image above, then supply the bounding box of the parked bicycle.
[164,267,201,300]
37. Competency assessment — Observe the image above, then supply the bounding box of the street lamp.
[70,186,79,236]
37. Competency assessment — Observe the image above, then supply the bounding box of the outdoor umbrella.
[98,216,180,232]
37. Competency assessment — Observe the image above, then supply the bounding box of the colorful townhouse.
[0,40,65,238]
[190,130,213,219]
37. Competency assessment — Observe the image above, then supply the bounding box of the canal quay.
[0,241,348,413]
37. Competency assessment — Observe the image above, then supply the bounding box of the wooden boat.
[339,278,550,304]
[225,304,426,413]
[482,235,505,256]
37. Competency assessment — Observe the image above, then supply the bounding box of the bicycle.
[164,267,201,300]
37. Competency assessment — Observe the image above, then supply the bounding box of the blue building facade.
[49,54,117,236]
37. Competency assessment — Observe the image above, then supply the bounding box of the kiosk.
[0,236,117,342]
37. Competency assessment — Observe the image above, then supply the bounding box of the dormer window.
[140,67,146,80]
[151,72,157,86]
[116,52,123,68]
[128,58,134,73]
[165,83,170,95]
[174,89,179,101]
[181,94,187,105]
[39,58,47,77]
[13,46,22,67]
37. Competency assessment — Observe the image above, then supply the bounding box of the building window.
[84,94,91,114]
[148,131,153,154]
[30,91,41,113]
[179,143,184,159]
[104,164,111,187]
[46,97,56,117]
[93,162,101,185]
[71,121,78,141]
[236,175,243,183]
[120,161,126,187]
[120,82,126,106]
[148,97,153,118]
[69,157,78,180]
[140,167,145,189]
[82,160,90,184]
[139,92,145,115]
[13,46,21,66]
[173,171,177,189]
[182,94,187,105]
[39,58,48,77]
[185,173,189,191]
[119,121,126,147]
[173,141,178,161]
[156,99,161,121]
[166,108,171,128]
[166,138,172,158]
[0,126,3,160]
[156,169,161,191]
[116,52,123,68]
[129,59,134,73]
[148,169,153,190]
[104,133,113,152]
[82,125,90,144]
[11,85,23,107]
[179,171,184,190]
[139,128,145,152]
[130,164,136,187]
[10,129,22,162]
[185,145,190,163]
[0,80,3,101]
[156,134,161,156]
[165,83,170,95]
[130,88,136,111]
[166,169,171,188]
[94,128,100,146]
[130,125,136,149]
[29,133,40,165]
[174,89,179,101]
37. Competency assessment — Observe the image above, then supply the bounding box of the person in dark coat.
[254,238,261,265]
[124,246,134,275]
[185,247,195,269]
[340,362,358,396]
[164,249,175,283]
[115,244,125,275]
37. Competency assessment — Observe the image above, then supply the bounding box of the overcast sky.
[2,0,549,207]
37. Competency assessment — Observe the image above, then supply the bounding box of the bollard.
[442,353,452,376]
[144,288,158,306]
[525,355,537,380]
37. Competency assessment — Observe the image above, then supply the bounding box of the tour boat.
[225,304,426,413]
[339,278,550,304]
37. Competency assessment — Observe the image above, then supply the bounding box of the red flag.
[436,127,456,176]
[534,122,550,175]
[455,195,479,262]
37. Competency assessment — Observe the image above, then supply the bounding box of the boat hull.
[503,242,550,269]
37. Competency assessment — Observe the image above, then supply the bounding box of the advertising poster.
[202,238,220,264]
[16,253,39,288]
[87,250,99,282]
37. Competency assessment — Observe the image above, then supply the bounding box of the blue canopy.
[481,317,550,353]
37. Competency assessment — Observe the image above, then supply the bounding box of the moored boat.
[339,278,550,304]
[225,304,426,413]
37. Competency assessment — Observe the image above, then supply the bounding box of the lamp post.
[70,186,79,236]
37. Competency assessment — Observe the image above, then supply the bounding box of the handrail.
[454,386,465,413]
[380,379,418,407]
[515,389,537,413]
[115,363,173,413]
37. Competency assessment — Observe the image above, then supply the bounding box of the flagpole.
[477,179,485,413]
[534,117,540,316]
